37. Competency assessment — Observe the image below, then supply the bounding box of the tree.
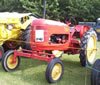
[66,0,100,22]
[0,0,24,12]
[92,0,100,20]
[20,0,61,20]
[20,0,43,17]
[0,0,100,22]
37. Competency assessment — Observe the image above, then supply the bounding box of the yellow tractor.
[0,12,36,59]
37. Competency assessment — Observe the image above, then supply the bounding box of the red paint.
[0,51,1,56]
[12,49,54,63]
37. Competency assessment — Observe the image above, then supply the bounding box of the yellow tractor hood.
[0,12,36,24]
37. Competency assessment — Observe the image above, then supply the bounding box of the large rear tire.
[79,29,97,66]
[21,26,32,50]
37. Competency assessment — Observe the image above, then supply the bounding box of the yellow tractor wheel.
[80,29,97,66]
[2,50,20,72]
[46,58,64,83]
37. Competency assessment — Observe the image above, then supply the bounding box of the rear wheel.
[2,50,20,72]
[21,26,31,50]
[79,29,97,66]
[46,58,64,83]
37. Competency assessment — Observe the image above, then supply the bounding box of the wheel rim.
[7,54,18,69]
[52,50,63,58]
[51,63,62,80]
[87,35,96,64]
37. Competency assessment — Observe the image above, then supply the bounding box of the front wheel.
[46,58,64,83]
[2,50,20,72]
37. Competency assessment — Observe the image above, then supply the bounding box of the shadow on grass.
[19,57,47,70]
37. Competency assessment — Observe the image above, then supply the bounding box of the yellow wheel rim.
[87,35,96,64]
[7,54,18,69]
[52,50,63,58]
[51,63,62,80]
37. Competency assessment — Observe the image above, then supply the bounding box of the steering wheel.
[65,17,76,27]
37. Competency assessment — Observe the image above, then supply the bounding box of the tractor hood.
[0,12,36,24]
[32,19,67,26]
[0,12,32,18]
[44,19,67,26]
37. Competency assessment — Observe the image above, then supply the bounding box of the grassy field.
[0,41,99,85]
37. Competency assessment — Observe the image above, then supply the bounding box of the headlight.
[7,24,13,30]
[35,30,44,42]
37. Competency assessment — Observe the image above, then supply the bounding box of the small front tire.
[2,50,20,72]
[46,58,64,83]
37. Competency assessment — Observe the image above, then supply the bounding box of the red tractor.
[1,18,97,83]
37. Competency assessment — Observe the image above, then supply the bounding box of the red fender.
[70,25,90,39]
[80,25,90,39]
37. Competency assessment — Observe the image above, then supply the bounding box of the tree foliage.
[66,0,100,22]
[20,0,61,20]
[0,0,100,22]
[0,0,24,12]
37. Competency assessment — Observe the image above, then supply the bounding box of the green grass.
[0,41,100,85]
